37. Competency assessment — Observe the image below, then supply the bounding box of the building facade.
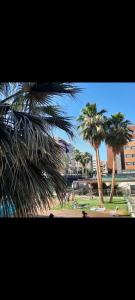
[92,156,97,173]
[100,160,108,175]
[54,137,76,174]
[123,125,135,170]
[92,157,107,175]
[107,125,135,173]
[54,137,93,175]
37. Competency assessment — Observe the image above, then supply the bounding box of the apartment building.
[55,137,93,175]
[107,125,135,173]
[92,156,97,172]
[123,125,135,170]
[92,157,107,175]
[100,160,108,175]
[54,137,76,174]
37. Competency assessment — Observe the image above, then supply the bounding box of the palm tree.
[77,103,106,206]
[79,152,92,177]
[105,113,132,203]
[0,82,80,217]
[79,154,86,176]
[73,149,82,174]
[83,152,92,178]
[63,152,72,175]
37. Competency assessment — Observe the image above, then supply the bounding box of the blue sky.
[53,83,135,160]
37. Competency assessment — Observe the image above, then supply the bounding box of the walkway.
[37,208,129,218]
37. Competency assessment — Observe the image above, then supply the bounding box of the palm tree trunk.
[109,152,116,203]
[95,148,104,206]
[97,148,104,203]
[81,164,84,176]
[77,161,79,175]
[84,167,86,177]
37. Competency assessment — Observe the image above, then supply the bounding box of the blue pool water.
[0,203,16,217]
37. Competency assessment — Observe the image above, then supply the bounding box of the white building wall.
[92,156,97,171]
[92,157,107,175]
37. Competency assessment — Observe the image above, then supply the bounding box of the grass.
[53,196,129,215]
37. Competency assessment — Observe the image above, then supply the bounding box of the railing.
[126,196,135,217]
[64,188,130,200]
[70,187,130,197]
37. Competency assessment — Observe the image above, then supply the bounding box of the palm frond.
[0,132,66,216]
[105,113,133,152]
[77,103,106,147]
[43,116,74,137]
[33,105,64,116]
[21,82,81,108]
[0,82,81,217]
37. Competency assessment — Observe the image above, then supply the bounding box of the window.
[125,154,135,158]
[126,162,135,165]
[132,139,135,141]
[125,154,132,158]
[124,146,135,150]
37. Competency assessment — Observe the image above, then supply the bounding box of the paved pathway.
[37,208,129,218]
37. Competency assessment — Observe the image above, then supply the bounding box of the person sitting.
[82,211,88,218]
[49,213,54,218]
[110,206,119,217]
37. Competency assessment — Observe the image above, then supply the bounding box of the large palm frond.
[34,104,75,136]
[0,82,80,217]
[0,112,66,217]
[1,82,80,137]
[1,82,80,105]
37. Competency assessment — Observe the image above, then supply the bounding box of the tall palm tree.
[79,154,86,176]
[105,113,132,203]
[83,152,92,178]
[73,149,82,174]
[79,152,92,177]
[77,103,106,206]
[0,82,80,217]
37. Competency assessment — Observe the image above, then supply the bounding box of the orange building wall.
[124,125,135,170]
[107,125,135,172]
[107,146,117,172]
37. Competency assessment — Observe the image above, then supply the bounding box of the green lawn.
[53,196,129,215]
